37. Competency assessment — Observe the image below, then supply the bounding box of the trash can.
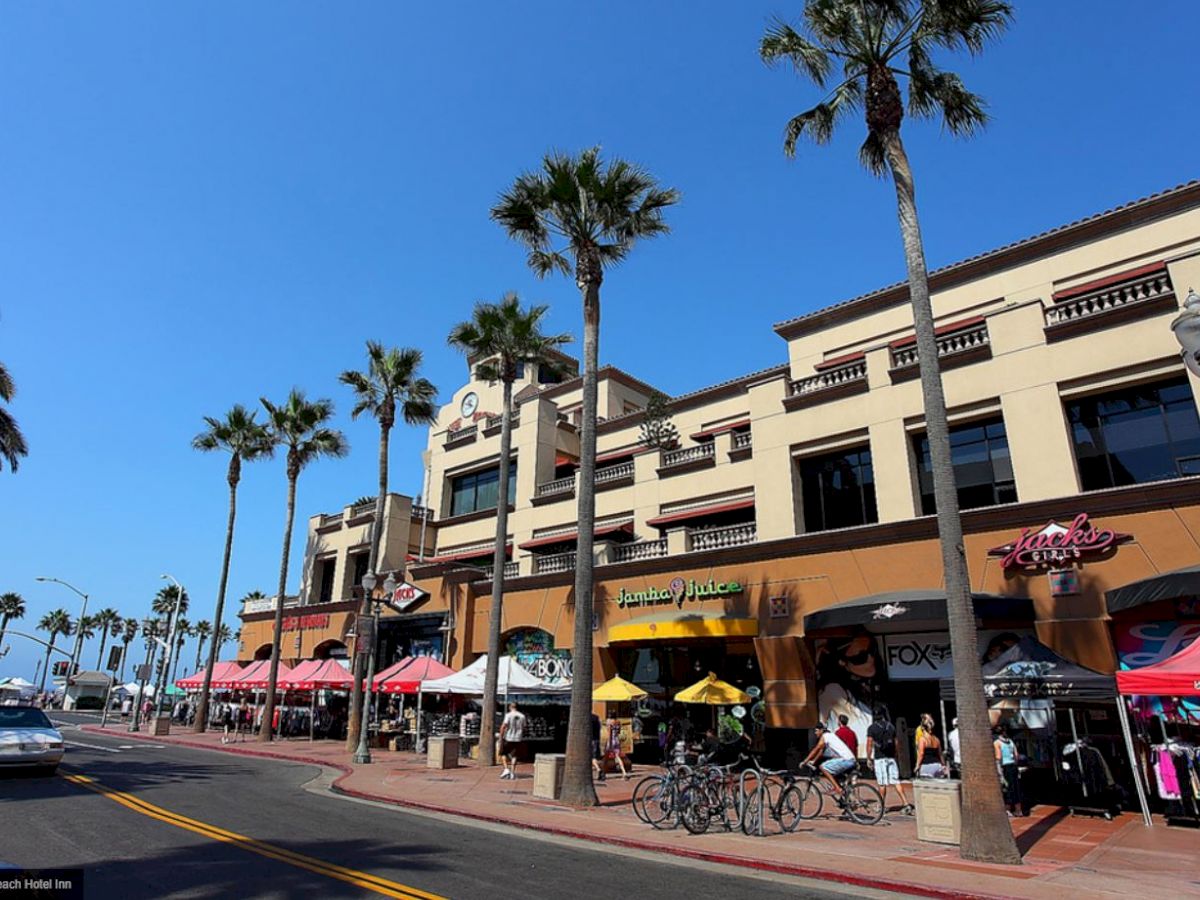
[153,716,172,736]
[912,778,962,845]
[427,735,460,769]
[532,753,566,800]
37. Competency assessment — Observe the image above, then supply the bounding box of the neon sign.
[988,513,1129,570]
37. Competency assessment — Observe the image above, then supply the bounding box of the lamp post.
[1172,288,1200,379]
[36,577,89,675]
[353,572,394,765]
[156,574,186,719]
[131,621,154,732]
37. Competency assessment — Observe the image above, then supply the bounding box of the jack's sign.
[988,513,1129,570]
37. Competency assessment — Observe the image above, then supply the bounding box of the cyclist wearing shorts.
[803,721,856,797]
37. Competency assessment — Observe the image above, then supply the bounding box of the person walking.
[867,711,912,814]
[603,717,630,779]
[120,697,132,720]
[994,725,1023,817]
[914,713,946,778]
[948,717,961,777]
[835,713,859,758]
[499,702,526,780]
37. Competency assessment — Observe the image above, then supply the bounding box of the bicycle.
[738,755,814,835]
[677,761,745,835]
[797,762,885,825]
[632,765,691,829]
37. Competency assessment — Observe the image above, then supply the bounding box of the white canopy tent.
[0,677,36,704]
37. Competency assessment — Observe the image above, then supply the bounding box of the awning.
[646,499,754,528]
[1105,565,1200,614]
[220,659,293,690]
[520,521,633,550]
[282,658,354,690]
[554,453,577,467]
[690,419,750,441]
[423,542,513,564]
[803,589,1033,632]
[1117,633,1200,696]
[939,636,1116,702]
[376,655,456,694]
[176,661,243,689]
[596,448,637,464]
[608,610,759,643]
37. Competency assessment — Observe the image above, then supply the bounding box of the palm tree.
[760,0,1018,864]
[214,623,234,652]
[339,343,437,752]
[259,389,348,742]
[152,585,189,619]
[0,592,26,654]
[492,148,678,805]
[171,618,192,684]
[192,620,212,674]
[92,608,120,670]
[447,293,572,767]
[0,361,28,473]
[191,404,274,732]
[118,618,139,682]
[36,609,71,692]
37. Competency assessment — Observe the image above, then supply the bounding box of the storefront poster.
[505,628,573,684]
[814,633,885,755]
[1114,620,1200,670]
[883,629,1031,680]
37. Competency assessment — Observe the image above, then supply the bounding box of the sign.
[987,512,1129,570]
[883,629,1032,680]
[616,576,743,609]
[106,646,122,672]
[1048,568,1079,596]
[354,616,376,656]
[281,613,331,632]
[768,597,789,619]
[135,664,150,681]
[505,628,572,683]
[383,581,428,613]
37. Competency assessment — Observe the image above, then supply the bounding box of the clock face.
[460,392,479,418]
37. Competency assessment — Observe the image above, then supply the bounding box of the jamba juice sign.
[988,513,1129,570]
[616,577,743,609]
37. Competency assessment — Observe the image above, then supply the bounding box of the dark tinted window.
[1068,378,1200,490]
[449,463,518,516]
[914,416,1016,514]
[799,446,877,531]
[0,707,53,728]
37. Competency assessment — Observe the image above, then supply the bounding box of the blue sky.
[2,2,1198,683]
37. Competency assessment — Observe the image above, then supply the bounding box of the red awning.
[175,661,243,689]
[1053,261,1165,302]
[218,659,293,690]
[814,351,865,372]
[422,543,512,564]
[690,420,750,441]
[519,521,633,550]
[554,453,577,467]
[376,656,456,694]
[596,448,638,464]
[282,658,354,690]
[889,316,985,349]
[646,498,755,528]
[1116,636,1200,696]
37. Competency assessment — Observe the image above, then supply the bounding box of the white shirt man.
[499,703,527,780]
[802,722,856,797]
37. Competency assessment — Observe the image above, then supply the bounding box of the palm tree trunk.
[39,637,54,693]
[120,641,130,683]
[480,377,515,769]
[96,630,108,671]
[261,473,298,743]
[195,462,240,733]
[0,614,9,653]
[194,637,206,676]
[883,131,1020,865]
[347,420,391,752]
[560,279,600,807]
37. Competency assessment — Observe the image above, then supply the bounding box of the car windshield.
[0,707,54,729]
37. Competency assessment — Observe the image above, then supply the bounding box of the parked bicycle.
[739,755,816,835]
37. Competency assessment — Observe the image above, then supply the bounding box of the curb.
[83,725,999,900]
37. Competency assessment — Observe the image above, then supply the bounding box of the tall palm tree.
[760,0,1018,864]
[92,608,120,670]
[447,293,572,767]
[118,618,139,682]
[339,343,437,752]
[492,148,678,805]
[214,623,234,652]
[171,618,192,683]
[152,585,189,619]
[0,361,28,473]
[0,592,26,654]
[259,390,348,742]
[191,405,274,732]
[192,620,212,674]
[36,609,71,692]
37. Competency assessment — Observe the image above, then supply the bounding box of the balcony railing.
[1045,268,1174,329]
[612,539,667,563]
[688,522,757,551]
[318,512,343,527]
[483,413,519,431]
[536,551,577,574]
[790,360,867,398]
[445,424,477,446]
[731,431,752,450]
[596,461,635,483]
[350,500,376,518]
[411,505,433,521]
[661,443,715,469]
[482,561,520,580]
[890,322,990,369]
[536,476,575,498]
[242,595,300,614]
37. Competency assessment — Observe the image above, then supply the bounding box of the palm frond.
[760,18,834,86]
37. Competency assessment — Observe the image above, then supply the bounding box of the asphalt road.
[0,712,896,900]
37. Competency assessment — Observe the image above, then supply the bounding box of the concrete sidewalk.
[82,722,1200,899]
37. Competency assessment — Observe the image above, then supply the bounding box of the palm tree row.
[0,360,28,474]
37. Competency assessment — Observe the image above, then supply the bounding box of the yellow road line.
[61,772,444,900]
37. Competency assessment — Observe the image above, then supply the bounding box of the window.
[913,416,1016,514]
[1068,377,1200,490]
[513,362,525,379]
[537,365,562,385]
[351,553,369,590]
[449,463,518,516]
[799,446,877,531]
[317,559,335,604]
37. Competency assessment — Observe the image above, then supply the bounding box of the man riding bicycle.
[802,721,856,798]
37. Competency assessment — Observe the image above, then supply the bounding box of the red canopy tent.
[371,657,415,691]
[285,659,354,690]
[222,659,292,690]
[1116,638,1200,696]
[175,661,242,689]
[376,656,455,694]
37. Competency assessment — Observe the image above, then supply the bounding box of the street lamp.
[353,571,395,765]
[156,574,186,719]
[131,619,155,733]
[36,577,89,676]
[1172,289,1200,379]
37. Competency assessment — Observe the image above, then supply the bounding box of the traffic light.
[52,660,70,677]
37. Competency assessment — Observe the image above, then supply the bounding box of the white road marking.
[64,740,121,753]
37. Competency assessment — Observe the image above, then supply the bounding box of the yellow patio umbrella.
[592,675,648,702]
[674,672,751,705]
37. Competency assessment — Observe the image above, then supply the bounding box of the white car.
[0,706,65,774]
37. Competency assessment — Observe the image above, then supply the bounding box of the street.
[0,713,892,899]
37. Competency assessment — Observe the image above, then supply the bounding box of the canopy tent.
[376,656,455,694]
[419,654,569,696]
[121,682,155,697]
[283,659,354,690]
[593,675,647,702]
[372,658,415,690]
[803,589,1034,632]
[674,672,751,705]
[1115,634,1200,696]
[221,659,292,690]
[939,635,1116,701]
[175,661,243,690]
[1106,564,1200,615]
[0,677,36,700]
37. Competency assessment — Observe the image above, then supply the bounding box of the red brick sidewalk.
[82,723,1200,899]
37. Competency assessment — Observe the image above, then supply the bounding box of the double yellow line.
[61,772,444,899]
